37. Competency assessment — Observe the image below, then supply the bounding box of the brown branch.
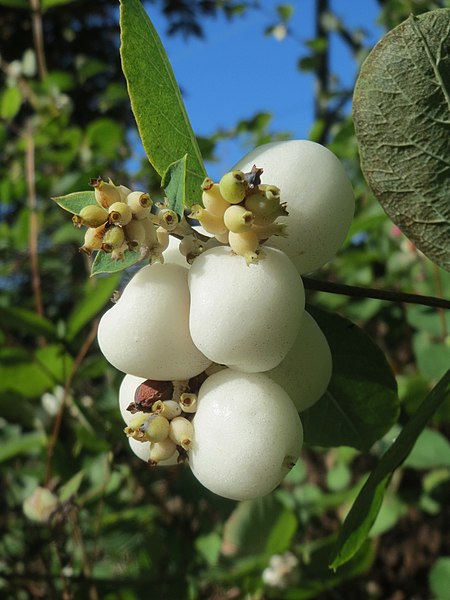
[25,123,45,319]
[45,319,100,484]
[30,0,48,80]
[303,277,450,310]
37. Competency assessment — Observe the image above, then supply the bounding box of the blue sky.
[135,1,384,180]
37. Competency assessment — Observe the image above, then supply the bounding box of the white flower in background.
[262,551,300,589]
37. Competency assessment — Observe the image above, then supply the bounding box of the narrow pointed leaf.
[52,191,96,215]
[161,154,187,219]
[353,9,450,271]
[120,0,206,206]
[91,249,142,276]
[330,368,450,569]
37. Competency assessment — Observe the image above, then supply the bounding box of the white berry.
[233,140,355,274]
[267,311,332,411]
[188,369,303,500]
[188,246,305,372]
[97,263,211,380]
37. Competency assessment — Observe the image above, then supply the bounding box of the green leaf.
[222,495,297,558]
[329,368,450,570]
[429,556,450,600]
[52,190,96,216]
[91,249,142,276]
[353,9,450,272]
[0,306,57,339]
[0,348,56,398]
[59,470,85,503]
[35,344,74,384]
[0,87,22,120]
[302,307,399,450]
[161,154,187,219]
[0,0,27,7]
[66,273,121,340]
[404,427,450,469]
[0,431,47,463]
[120,0,206,206]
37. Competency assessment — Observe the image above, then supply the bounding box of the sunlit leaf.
[353,9,450,271]
[91,249,142,276]
[120,0,206,206]
[161,154,187,219]
[52,190,96,216]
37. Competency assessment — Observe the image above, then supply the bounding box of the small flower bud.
[179,393,197,413]
[148,438,177,465]
[252,222,287,240]
[73,204,108,228]
[190,205,227,236]
[118,184,132,202]
[90,177,122,208]
[102,226,125,252]
[158,208,178,232]
[125,413,170,443]
[156,226,169,251]
[169,416,194,450]
[108,201,132,226]
[219,170,248,204]
[179,235,204,259]
[223,204,254,233]
[124,220,146,249]
[127,191,152,219]
[228,230,259,264]
[153,400,182,420]
[79,224,106,255]
[201,178,229,217]
[141,217,158,246]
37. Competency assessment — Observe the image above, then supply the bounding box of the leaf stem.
[303,277,450,310]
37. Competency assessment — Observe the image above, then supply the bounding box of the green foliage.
[354,9,450,272]
[303,306,399,450]
[120,0,206,206]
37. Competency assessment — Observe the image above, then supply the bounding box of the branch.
[30,0,48,80]
[303,277,450,310]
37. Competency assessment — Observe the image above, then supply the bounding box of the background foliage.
[1,1,450,599]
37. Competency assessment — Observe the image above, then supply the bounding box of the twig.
[30,0,48,80]
[303,277,450,310]
[45,319,100,483]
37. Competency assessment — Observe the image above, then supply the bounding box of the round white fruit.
[97,263,211,380]
[188,246,305,372]
[189,369,303,501]
[267,311,332,412]
[233,140,355,274]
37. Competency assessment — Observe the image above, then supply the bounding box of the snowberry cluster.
[97,140,355,501]
[73,177,179,263]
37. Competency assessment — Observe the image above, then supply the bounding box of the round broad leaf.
[353,9,450,272]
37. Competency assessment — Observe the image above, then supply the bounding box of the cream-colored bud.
[102,226,125,252]
[223,205,254,233]
[156,227,169,252]
[201,179,229,217]
[179,393,197,413]
[228,230,259,264]
[158,209,178,232]
[124,220,146,249]
[252,222,287,240]
[118,184,132,202]
[152,399,182,420]
[75,205,108,228]
[169,416,194,450]
[108,201,132,226]
[79,223,106,255]
[148,438,177,465]
[125,413,170,443]
[126,191,152,219]
[190,205,227,236]
[219,170,247,204]
[90,177,122,208]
